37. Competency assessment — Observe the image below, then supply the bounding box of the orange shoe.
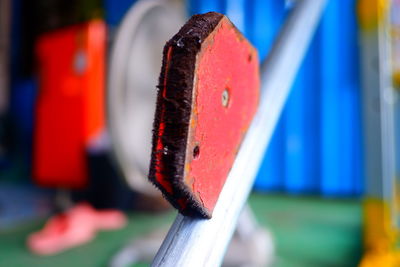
[27,203,126,255]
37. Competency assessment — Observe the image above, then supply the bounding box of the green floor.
[251,194,362,267]
[0,194,362,267]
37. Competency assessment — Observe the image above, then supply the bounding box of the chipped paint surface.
[184,17,259,215]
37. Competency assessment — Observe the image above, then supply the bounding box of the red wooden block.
[149,12,259,218]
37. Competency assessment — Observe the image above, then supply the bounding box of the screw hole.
[222,89,229,107]
[248,54,252,62]
[193,145,200,159]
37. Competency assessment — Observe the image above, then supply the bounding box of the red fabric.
[33,20,106,189]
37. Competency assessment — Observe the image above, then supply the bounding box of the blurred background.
[0,0,399,266]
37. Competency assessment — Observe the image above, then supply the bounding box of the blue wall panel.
[284,34,321,193]
[319,0,363,196]
[188,0,224,15]
[244,0,287,191]
[105,0,138,26]
[320,0,342,195]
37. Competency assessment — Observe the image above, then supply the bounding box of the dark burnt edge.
[148,12,224,219]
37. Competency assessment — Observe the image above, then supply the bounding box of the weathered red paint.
[151,13,259,218]
[184,18,259,215]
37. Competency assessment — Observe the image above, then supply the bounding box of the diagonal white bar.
[151,1,327,266]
